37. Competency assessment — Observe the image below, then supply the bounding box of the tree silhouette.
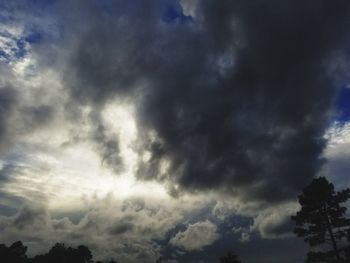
[0,241,112,263]
[33,243,93,263]
[0,241,28,263]
[74,245,93,263]
[218,251,241,263]
[291,177,350,262]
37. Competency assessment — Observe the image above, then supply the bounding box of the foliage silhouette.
[218,251,241,263]
[0,241,245,263]
[0,241,28,263]
[291,177,350,262]
[0,241,115,263]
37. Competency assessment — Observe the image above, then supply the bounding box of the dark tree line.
[0,242,117,263]
[157,251,242,263]
[0,241,241,263]
[292,177,350,263]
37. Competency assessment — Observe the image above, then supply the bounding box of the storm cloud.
[0,86,17,151]
[1,1,350,263]
[63,0,350,202]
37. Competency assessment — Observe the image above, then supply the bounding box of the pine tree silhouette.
[292,177,350,262]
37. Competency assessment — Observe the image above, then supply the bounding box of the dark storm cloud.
[109,218,134,236]
[0,87,17,150]
[64,0,350,202]
[89,109,123,172]
[20,105,53,128]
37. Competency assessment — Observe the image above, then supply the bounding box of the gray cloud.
[323,123,350,189]
[0,163,18,182]
[20,105,53,130]
[0,183,308,263]
[61,0,350,203]
[13,203,49,230]
[109,219,134,236]
[0,195,217,262]
[251,204,297,239]
[88,110,123,173]
[170,220,219,251]
[0,1,350,263]
[0,86,18,151]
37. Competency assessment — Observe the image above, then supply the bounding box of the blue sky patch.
[161,3,193,24]
[335,86,350,122]
[0,50,9,61]
[25,31,43,44]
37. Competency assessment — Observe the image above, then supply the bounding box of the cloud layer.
[0,1,350,263]
[61,0,350,203]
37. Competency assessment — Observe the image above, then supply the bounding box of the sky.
[0,0,350,262]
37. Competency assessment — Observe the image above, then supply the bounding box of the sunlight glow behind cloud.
[1,1,350,262]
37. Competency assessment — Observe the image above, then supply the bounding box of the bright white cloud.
[323,121,350,189]
[170,220,219,251]
[251,203,298,239]
[180,0,199,17]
